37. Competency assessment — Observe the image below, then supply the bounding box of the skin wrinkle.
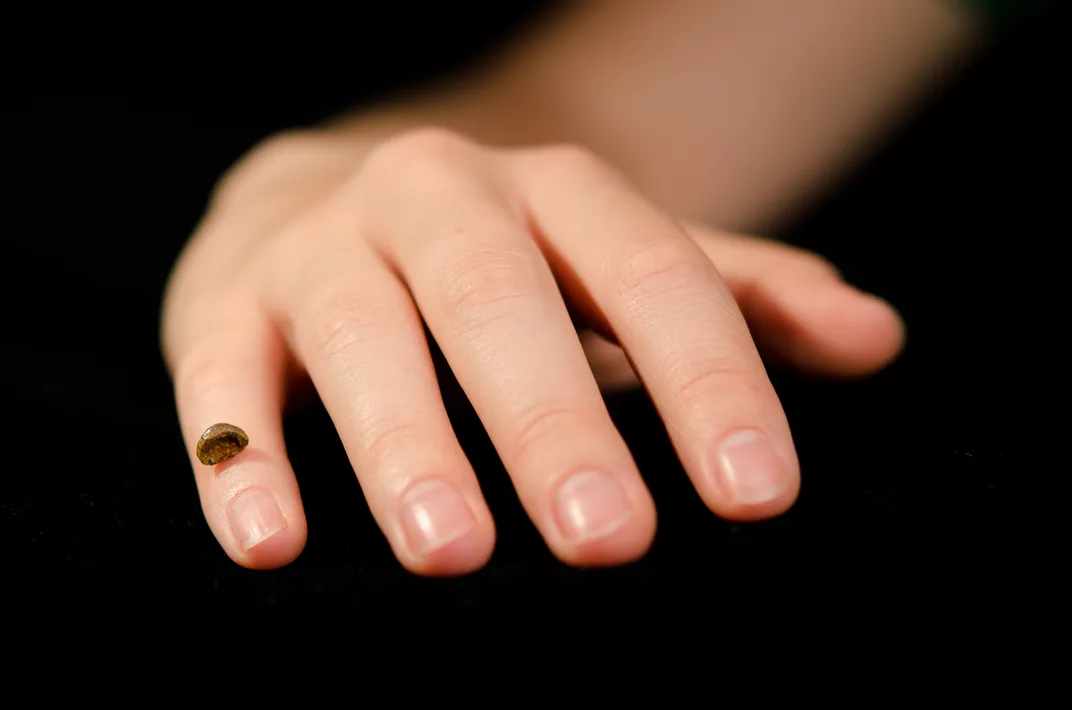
[661,338,763,415]
[467,329,593,420]
[430,244,558,356]
[359,415,434,479]
[509,400,597,465]
[623,285,746,369]
[615,264,709,325]
[442,298,547,361]
[436,245,549,316]
[304,311,429,427]
[301,291,404,362]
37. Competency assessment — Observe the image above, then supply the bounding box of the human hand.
[161,127,903,575]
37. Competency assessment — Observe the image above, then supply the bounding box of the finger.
[515,146,798,521]
[264,212,496,577]
[357,129,656,566]
[579,229,904,387]
[166,309,307,569]
[580,226,905,388]
[683,223,905,377]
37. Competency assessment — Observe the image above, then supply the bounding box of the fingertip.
[557,517,656,568]
[399,520,497,577]
[686,427,801,523]
[856,290,907,360]
[384,478,498,577]
[221,483,308,570]
[705,475,801,523]
[237,522,308,570]
[819,287,906,376]
[551,484,658,569]
[752,277,907,378]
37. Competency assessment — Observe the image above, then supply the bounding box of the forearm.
[497,0,984,231]
[224,0,982,234]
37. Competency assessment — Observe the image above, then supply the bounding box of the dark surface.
[4,6,1061,646]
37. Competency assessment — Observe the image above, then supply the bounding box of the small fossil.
[196,423,249,466]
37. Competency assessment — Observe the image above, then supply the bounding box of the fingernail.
[713,429,792,506]
[400,480,476,557]
[554,470,632,542]
[230,488,287,551]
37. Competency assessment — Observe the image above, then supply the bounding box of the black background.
[4,4,1061,647]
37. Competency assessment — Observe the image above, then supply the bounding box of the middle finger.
[358,130,657,566]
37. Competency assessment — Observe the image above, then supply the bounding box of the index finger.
[164,305,308,568]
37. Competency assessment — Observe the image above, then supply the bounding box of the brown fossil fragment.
[196,423,249,466]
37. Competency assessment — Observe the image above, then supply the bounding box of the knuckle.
[510,400,592,462]
[299,284,398,361]
[361,126,477,178]
[436,246,545,333]
[174,343,238,407]
[361,411,429,475]
[614,237,704,303]
[248,129,325,167]
[673,360,754,408]
[537,142,607,177]
[211,129,326,207]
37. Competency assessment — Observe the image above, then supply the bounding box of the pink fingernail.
[230,488,287,551]
[400,480,476,557]
[554,470,632,542]
[713,429,792,505]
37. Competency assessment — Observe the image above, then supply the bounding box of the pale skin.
[161,0,981,575]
